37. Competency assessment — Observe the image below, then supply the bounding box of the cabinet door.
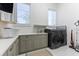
[19,35,33,53]
[39,34,48,48]
[14,39,19,56]
[19,36,27,53]
[3,50,8,56]
[19,34,48,54]
[8,44,15,56]
[27,35,35,51]
[33,34,48,49]
[33,35,41,49]
[25,38,33,52]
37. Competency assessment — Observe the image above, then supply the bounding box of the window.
[48,10,56,26]
[16,3,30,24]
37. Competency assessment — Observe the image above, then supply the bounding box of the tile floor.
[46,46,79,56]
[19,46,79,56]
[19,48,52,56]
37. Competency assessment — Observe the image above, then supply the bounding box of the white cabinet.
[0,11,12,22]
[0,10,15,23]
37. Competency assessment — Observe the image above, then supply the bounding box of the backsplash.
[33,25,47,33]
[0,22,33,35]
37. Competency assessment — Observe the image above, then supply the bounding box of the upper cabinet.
[0,3,13,13]
[0,3,14,23]
[0,11,12,22]
[0,3,31,25]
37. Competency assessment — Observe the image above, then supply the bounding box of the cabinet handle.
[9,45,13,51]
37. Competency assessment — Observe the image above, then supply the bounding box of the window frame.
[13,3,31,27]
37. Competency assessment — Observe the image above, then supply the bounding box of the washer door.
[52,32,60,44]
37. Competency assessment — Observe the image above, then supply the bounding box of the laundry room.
[0,2,79,56]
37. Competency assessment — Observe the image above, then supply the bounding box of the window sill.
[13,24,32,27]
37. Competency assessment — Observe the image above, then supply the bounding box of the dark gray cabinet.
[19,34,48,54]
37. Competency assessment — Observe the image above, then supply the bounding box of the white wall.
[14,26,33,34]
[14,3,79,46]
[14,3,57,34]
[31,3,57,25]
[57,3,79,46]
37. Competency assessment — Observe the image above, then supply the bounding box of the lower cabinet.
[8,39,19,56]
[2,50,8,56]
[14,39,19,55]
[8,43,15,56]
[19,35,34,53]
[3,39,19,56]
[19,34,48,54]
[2,34,48,56]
